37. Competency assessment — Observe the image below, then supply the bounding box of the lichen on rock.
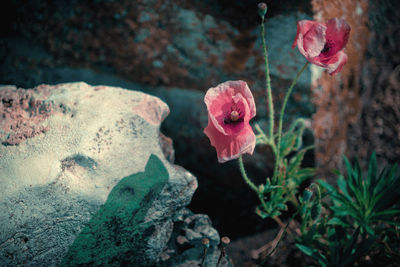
[0,82,205,266]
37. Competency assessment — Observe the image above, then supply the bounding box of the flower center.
[321,40,333,54]
[223,107,244,125]
[230,110,239,121]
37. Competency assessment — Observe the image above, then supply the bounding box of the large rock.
[0,82,202,266]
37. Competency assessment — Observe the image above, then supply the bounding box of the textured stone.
[0,82,198,266]
[6,1,317,99]
[159,208,233,267]
[347,0,400,168]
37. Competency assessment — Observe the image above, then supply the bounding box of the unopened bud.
[258,184,265,193]
[221,236,230,247]
[202,237,210,248]
[258,2,268,18]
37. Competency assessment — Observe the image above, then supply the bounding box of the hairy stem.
[274,61,309,181]
[261,16,274,143]
[238,156,269,213]
[255,123,277,153]
[239,155,258,193]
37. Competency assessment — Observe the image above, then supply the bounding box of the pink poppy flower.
[292,18,351,75]
[204,80,256,163]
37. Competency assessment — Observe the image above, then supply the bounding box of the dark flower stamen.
[321,40,333,54]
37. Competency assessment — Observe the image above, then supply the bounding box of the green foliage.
[254,118,315,219]
[296,154,400,266]
[237,6,400,265]
[296,226,375,267]
[319,153,400,234]
[62,154,169,266]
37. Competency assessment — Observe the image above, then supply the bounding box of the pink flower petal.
[302,23,327,58]
[326,51,348,75]
[204,117,256,163]
[321,18,351,58]
[293,18,350,75]
[293,20,327,59]
[292,20,320,48]
[204,80,257,163]
[205,80,256,135]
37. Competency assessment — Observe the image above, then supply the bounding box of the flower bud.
[302,188,313,202]
[258,184,265,193]
[202,237,210,248]
[221,236,230,247]
[257,2,268,18]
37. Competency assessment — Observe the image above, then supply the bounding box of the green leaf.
[367,152,377,192]
[372,209,400,218]
[311,202,321,221]
[365,225,375,235]
[377,220,400,227]
[327,217,350,228]
[296,244,328,266]
[318,180,337,194]
[337,176,352,201]
[256,135,267,144]
[296,244,314,256]
[277,203,288,211]
[280,132,297,157]
[343,227,360,259]
[297,167,316,177]
[255,206,269,219]
[311,251,328,266]
[306,224,317,240]
[280,119,308,156]
[270,210,282,217]
[343,156,353,181]
[288,150,305,173]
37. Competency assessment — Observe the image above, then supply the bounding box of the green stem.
[200,247,207,267]
[261,17,274,143]
[238,156,269,213]
[239,155,258,193]
[216,247,226,267]
[255,123,277,154]
[274,61,309,181]
[290,192,300,208]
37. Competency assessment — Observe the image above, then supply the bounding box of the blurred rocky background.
[1,0,399,265]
